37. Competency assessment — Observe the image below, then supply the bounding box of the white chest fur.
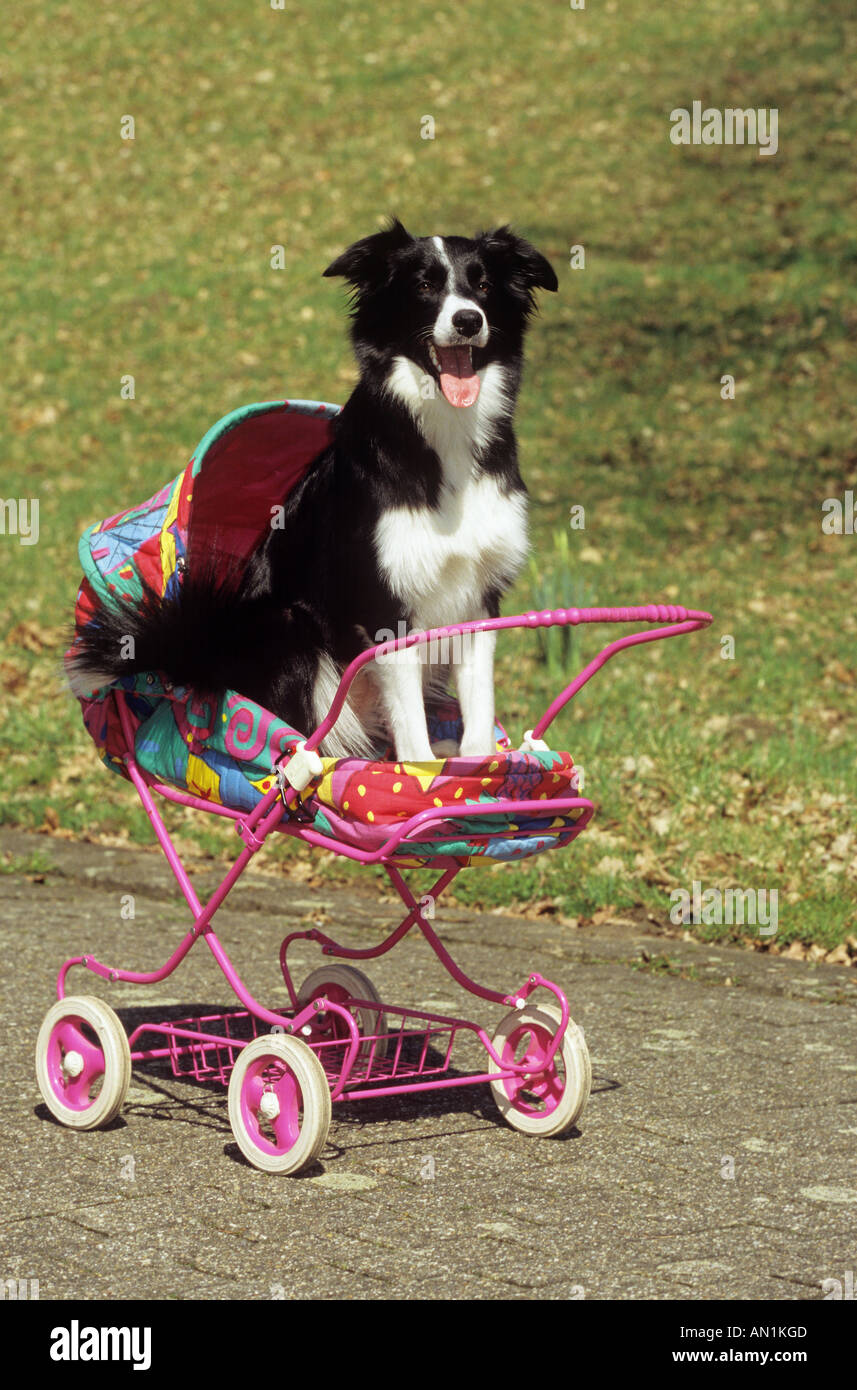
[374,472,528,629]
[377,354,529,628]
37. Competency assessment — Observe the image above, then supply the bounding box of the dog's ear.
[479,226,558,293]
[323,218,414,286]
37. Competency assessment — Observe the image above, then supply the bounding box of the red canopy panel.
[187,406,335,572]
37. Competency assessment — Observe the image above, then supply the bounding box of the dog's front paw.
[430,739,460,758]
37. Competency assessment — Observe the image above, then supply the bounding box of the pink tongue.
[437,346,480,408]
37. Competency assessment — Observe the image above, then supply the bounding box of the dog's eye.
[477,280,491,294]
[417,280,435,294]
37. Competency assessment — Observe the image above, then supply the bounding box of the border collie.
[70,220,558,762]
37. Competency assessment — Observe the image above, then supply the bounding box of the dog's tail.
[66,555,283,702]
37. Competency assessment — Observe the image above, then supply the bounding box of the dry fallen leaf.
[783,941,809,961]
[11,403,62,432]
[825,944,853,967]
[634,849,674,886]
[531,898,560,917]
[594,855,626,877]
[0,660,30,695]
[824,660,856,687]
[5,621,62,653]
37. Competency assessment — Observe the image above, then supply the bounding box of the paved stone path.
[2,829,855,1300]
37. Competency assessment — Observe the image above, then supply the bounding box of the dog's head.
[323,219,557,409]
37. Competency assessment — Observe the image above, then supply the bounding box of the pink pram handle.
[304,603,713,754]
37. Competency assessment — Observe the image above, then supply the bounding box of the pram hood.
[76,398,339,620]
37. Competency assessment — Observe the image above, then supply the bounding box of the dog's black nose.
[451,309,484,339]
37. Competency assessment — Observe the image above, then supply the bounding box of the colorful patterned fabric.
[68,400,583,863]
[76,399,340,616]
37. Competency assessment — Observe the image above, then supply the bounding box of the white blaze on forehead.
[429,239,488,348]
[432,235,452,280]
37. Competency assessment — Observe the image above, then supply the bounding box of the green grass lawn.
[1,0,855,954]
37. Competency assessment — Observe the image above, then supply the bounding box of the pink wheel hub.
[240,1057,303,1157]
[497,1019,565,1117]
[45,1017,107,1112]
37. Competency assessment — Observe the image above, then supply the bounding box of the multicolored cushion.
[78,680,581,862]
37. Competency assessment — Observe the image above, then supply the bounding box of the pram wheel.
[490,1003,591,1137]
[35,995,131,1131]
[227,1034,331,1174]
[296,965,390,1063]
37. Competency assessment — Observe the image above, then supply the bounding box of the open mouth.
[428,343,481,408]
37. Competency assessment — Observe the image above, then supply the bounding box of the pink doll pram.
[36,399,712,1172]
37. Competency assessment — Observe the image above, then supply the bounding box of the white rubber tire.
[297,964,389,1063]
[227,1034,331,1175]
[489,1002,591,1137]
[35,995,131,1131]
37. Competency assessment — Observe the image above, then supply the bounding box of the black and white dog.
[71,220,557,762]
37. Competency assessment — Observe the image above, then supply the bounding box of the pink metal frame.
[55,604,711,1108]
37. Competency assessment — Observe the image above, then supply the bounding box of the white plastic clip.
[282,740,324,792]
[519,729,550,753]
